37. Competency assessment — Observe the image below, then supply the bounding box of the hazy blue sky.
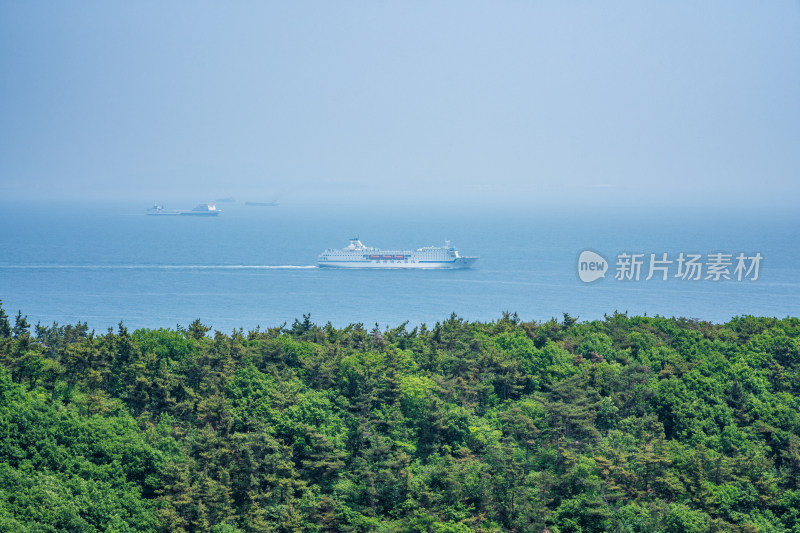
[1,2,798,208]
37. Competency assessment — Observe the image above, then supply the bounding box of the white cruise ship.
[146,203,221,216]
[318,239,478,269]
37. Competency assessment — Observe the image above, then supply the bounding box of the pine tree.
[0,300,11,338]
[12,310,29,339]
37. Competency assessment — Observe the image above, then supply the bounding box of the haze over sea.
[1,201,797,333]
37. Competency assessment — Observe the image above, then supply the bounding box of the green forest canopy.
[0,303,799,532]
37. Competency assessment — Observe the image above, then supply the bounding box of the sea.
[1,201,798,334]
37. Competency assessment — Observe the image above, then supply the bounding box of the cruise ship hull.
[318,239,478,269]
[319,257,478,269]
[147,203,221,216]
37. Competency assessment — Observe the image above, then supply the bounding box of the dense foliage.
[0,301,799,532]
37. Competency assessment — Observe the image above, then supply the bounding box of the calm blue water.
[1,201,798,332]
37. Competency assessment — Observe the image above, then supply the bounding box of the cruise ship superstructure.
[318,239,478,269]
